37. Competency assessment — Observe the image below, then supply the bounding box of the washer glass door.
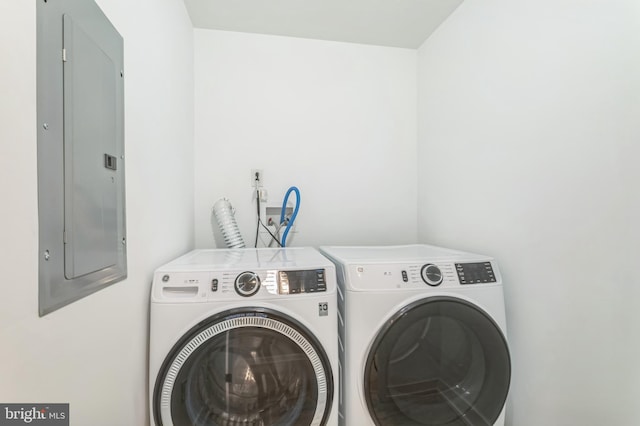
[365,297,510,426]
[154,309,333,426]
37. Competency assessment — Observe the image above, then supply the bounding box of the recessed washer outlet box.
[265,206,294,227]
[258,206,296,246]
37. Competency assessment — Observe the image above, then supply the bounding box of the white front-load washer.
[149,247,338,426]
[319,244,511,426]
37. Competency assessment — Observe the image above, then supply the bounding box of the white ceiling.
[182,0,463,49]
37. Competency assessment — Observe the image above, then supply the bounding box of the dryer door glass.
[154,310,333,426]
[364,297,510,426]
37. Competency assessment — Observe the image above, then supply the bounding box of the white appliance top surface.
[157,247,332,271]
[320,244,492,264]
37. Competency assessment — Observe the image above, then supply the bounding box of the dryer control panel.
[343,260,500,291]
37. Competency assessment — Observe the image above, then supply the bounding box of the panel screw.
[43,123,49,130]
[162,275,170,282]
[44,250,50,261]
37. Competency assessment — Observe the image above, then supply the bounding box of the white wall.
[0,1,194,425]
[417,1,640,425]
[5,1,637,424]
[194,30,418,248]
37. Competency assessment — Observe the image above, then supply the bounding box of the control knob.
[235,271,261,297]
[420,264,443,286]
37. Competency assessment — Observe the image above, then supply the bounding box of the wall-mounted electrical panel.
[37,0,126,316]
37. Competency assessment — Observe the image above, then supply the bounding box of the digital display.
[455,262,496,285]
[278,269,326,294]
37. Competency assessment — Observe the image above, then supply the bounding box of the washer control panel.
[153,268,329,302]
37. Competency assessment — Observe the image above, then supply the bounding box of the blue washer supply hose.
[280,186,300,247]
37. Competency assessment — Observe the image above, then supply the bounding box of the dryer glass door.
[153,309,333,426]
[364,297,510,426]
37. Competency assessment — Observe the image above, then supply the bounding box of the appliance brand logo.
[0,405,68,426]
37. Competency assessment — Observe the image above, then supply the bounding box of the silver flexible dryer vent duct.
[212,198,245,249]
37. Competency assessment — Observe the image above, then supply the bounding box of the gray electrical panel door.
[38,0,126,316]
[63,14,120,279]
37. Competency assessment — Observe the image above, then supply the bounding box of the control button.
[401,270,408,282]
[211,278,218,292]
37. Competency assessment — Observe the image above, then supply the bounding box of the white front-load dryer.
[149,247,338,426]
[320,244,511,426]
